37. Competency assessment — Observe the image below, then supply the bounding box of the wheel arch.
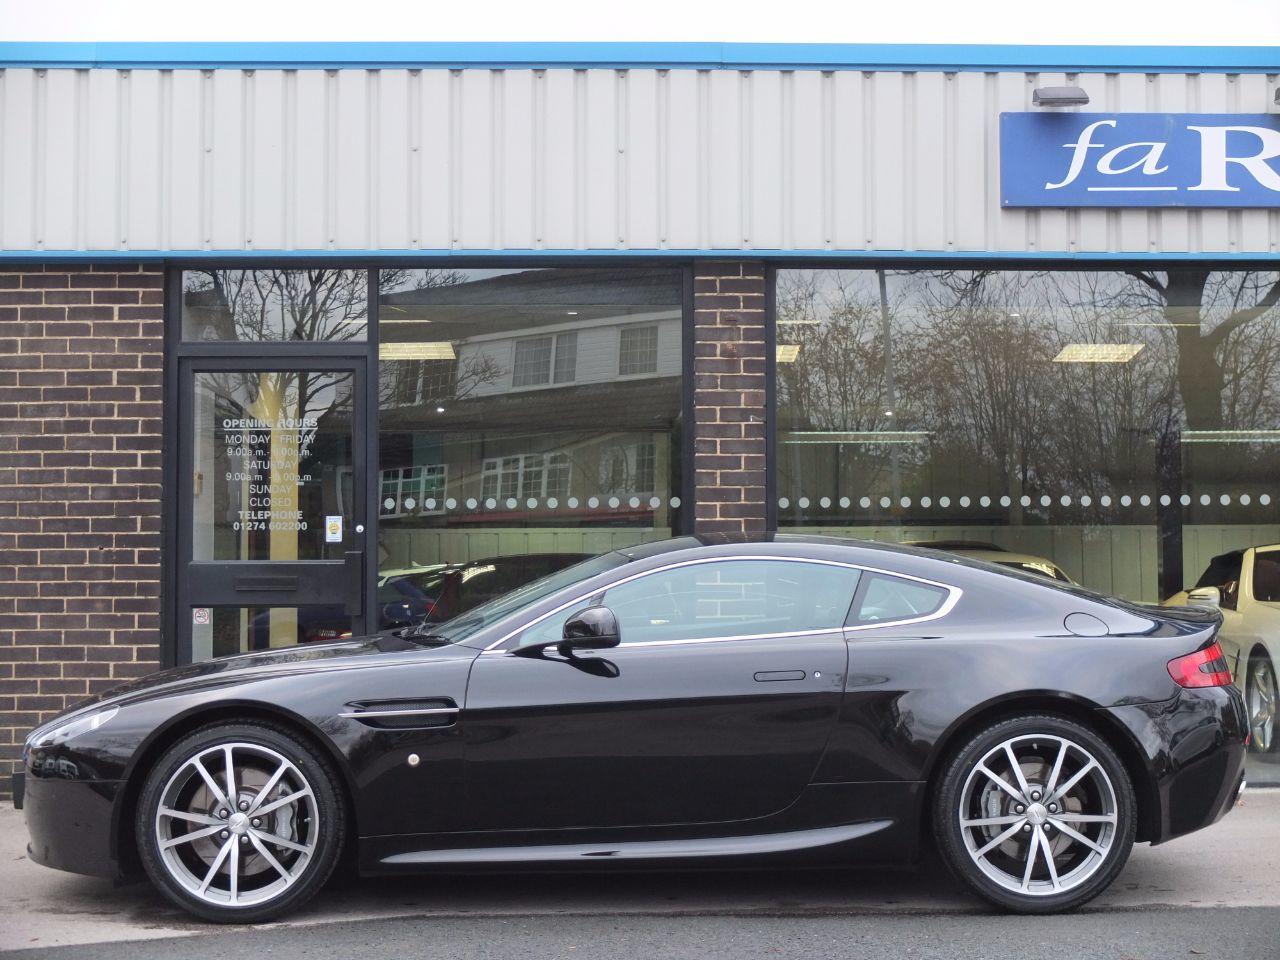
[919,691,1161,845]
[110,700,358,877]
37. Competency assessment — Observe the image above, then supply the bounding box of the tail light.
[1167,642,1233,688]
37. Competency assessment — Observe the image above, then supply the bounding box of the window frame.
[486,554,961,652]
[618,323,660,376]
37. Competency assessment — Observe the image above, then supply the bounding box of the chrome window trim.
[482,554,962,653]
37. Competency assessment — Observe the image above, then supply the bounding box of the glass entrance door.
[177,358,367,661]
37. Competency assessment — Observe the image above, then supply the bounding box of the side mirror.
[1187,586,1221,609]
[561,605,621,651]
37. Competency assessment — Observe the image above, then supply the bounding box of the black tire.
[135,721,346,923]
[933,714,1136,914]
[1246,649,1278,754]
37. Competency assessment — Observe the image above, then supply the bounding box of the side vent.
[339,698,459,730]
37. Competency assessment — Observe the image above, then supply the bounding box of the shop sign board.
[1001,113,1280,207]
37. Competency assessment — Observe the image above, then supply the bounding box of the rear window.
[847,573,951,627]
[1254,552,1280,603]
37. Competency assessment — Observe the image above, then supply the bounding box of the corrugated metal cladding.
[1,67,1278,256]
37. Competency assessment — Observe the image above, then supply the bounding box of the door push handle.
[344,550,364,617]
[754,670,807,682]
[234,576,299,592]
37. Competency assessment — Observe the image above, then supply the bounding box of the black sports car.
[18,536,1248,922]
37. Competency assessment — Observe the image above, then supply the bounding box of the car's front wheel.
[136,722,345,923]
[933,715,1136,913]
[1246,650,1277,754]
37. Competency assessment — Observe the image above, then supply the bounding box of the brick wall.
[0,265,165,797]
[691,262,768,536]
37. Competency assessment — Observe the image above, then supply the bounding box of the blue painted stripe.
[0,248,1276,263]
[0,42,1276,73]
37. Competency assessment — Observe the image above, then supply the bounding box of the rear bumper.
[1102,684,1248,845]
[22,773,124,880]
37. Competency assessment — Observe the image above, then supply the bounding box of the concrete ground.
[2,790,1278,957]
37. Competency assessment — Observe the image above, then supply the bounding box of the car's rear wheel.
[933,715,1136,913]
[136,722,345,923]
[1246,650,1277,753]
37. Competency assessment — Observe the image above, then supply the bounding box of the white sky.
[2,0,1279,46]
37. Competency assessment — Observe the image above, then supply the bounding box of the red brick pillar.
[0,264,165,797]
[691,262,768,536]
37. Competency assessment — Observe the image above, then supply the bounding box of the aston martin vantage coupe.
[18,536,1248,922]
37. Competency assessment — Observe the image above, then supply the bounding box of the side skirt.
[376,820,893,868]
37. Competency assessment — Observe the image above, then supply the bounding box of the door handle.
[344,551,364,616]
[753,670,806,682]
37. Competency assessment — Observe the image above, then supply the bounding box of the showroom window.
[377,266,685,631]
[774,268,1280,604]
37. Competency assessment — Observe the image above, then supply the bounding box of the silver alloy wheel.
[1248,656,1277,753]
[154,742,320,908]
[957,734,1118,897]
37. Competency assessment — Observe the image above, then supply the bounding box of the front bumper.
[1103,684,1248,845]
[22,773,124,880]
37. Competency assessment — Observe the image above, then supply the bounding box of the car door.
[459,557,859,832]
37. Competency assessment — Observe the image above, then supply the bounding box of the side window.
[1253,552,1280,603]
[597,559,860,645]
[847,573,950,627]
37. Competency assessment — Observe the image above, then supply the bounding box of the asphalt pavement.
[3,790,1278,958]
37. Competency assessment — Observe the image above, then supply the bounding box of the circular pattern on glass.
[649,497,661,509]
[920,497,932,508]
[778,497,790,509]
[957,734,1118,898]
[588,497,600,509]
[1100,495,1112,507]
[798,497,810,509]
[939,497,951,508]
[879,497,892,509]
[1040,496,1052,507]
[839,497,851,509]
[465,498,477,510]
[608,497,621,509]
[547,497,559,509]
[154,742,320,908]
[423,499,436,511]
[1020,495,1031,507]
[1261,494,1272,506]
[628,497,640,509]
[445,498,457,510]
[1060,495,1071,507]
[506,497,518,510]
[1139,495,1151,507]
[527,498,539,510]
[404,497,416,511]
[568,497,580,509]
[1219,494,1230,506]
[1080,495,1092,507]
[902,497,913,508]
[1120,495,1131,507]
[1180,494,1191,506]
[1159,494,1171,506]
[382,497,395,511]
[1200,494,1211,506]
[860,497,872,509]
[670,496,682,508]
[1240,494,1252,506]
[999,496,1011,508]
[959,496,971,508]
[979,496,990,508]
[484,498,496,510]
[819,496,831,509]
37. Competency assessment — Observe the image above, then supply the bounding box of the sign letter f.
[1044,119,1116,190]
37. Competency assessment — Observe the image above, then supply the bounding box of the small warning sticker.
[192,607,211,626]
